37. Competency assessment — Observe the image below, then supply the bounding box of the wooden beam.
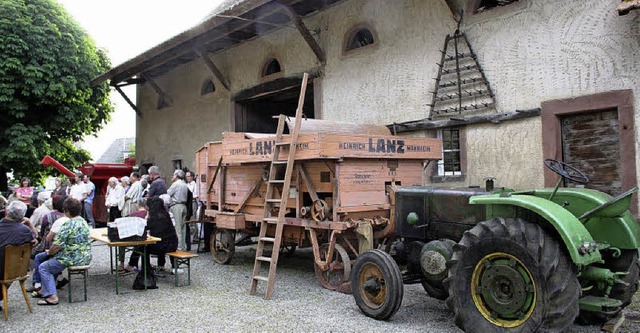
[140,73,172,107]
[281,4,326,64]
[194,48,231,91]
[114,85,142,118]
[234,177,263,213]
[389,109,541,132]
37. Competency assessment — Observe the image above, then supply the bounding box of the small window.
[156,96,169,110]
[173,159,183,171]
[201,79,215,95]
[345,27,375,52]
[437,128,461,176]
[262,58,281,77]
[474,0,519,13]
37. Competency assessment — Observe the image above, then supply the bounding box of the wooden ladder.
[250,73,308,299]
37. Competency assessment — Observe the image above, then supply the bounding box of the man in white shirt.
[69,173,88,202]
[105,177,124,222]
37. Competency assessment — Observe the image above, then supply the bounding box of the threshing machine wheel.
[314,243,351,290]
[211,228,236,264]
[445,217,580,332]
[544,158,589,184]
[578,249,640,324]
[311,199,330,221]
[351,249,403,320]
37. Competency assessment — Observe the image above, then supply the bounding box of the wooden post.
[140,73,172,107]
[281,4,326,64]
[114,85,142,118]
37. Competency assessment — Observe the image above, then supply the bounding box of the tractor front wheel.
[351,249,403,320]
[445,217,580,332]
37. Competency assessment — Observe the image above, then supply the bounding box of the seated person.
[28,196,67,292]
[31,198,91,305]
[125,197,178,272]
[0,201,37,309]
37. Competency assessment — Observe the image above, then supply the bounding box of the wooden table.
[90,228,161,294]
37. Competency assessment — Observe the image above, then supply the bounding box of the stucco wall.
[136,58,231,173]
[135,0,640,196]
[458,0,640,190]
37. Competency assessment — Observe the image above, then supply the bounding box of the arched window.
[262,58,281,77]
[344,27,375,52]
[474,0,519,13]
[201,79,216,95]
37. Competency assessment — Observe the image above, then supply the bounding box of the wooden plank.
[391,109,541,133]
[221,132,441,162]
[298,164,319,202]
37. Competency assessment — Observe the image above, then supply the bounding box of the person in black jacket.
[125,197,178,272]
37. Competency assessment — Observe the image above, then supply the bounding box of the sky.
[56,0,225,161]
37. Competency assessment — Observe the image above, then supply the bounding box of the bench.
[166,251,198,287]
[67,265,90,303]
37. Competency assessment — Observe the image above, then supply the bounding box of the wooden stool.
[67,265,90,303]
[166,251,198,287]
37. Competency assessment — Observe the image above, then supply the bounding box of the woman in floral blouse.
[31,198,91,305]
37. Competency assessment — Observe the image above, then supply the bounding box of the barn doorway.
[560,110,621,195]
[234,81,314,134]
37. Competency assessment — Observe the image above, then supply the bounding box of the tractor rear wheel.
[445,217,580,332]
[577,249,640,324]
[351,249,403,320]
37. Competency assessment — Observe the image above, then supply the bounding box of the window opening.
[172,159,183,171]
[262,58,281,77]
[201,79,216,95]
[345,28,375,51]
[437,128,461,176]
[475,0,519,13]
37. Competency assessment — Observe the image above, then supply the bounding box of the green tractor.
[351,159,640,332]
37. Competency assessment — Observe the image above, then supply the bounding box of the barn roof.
[91,0,347,87]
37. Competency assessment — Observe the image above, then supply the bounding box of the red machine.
[40,155,137,226]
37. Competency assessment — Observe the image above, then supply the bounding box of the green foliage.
[0,0,113,185]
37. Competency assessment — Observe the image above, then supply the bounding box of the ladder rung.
[263,217,279,223]
[260,237,276,242]
[266,198,282,203]
[269,180,284,184]
[256,256,272,262]
[273,160,287,165]
[275,142,290,146]
[253,275,269,282]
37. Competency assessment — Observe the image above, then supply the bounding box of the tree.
[0,0,113,190]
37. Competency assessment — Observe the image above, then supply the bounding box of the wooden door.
[561,109,621,195]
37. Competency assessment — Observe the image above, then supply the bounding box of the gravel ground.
[3,241,640,332]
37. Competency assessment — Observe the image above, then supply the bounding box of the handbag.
[132,265,158,290]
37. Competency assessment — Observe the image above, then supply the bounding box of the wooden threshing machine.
[195,75,442,298]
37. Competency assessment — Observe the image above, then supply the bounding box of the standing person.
[51,178,67,204]
[146,166,167,198]
[15,177,33,205]
[167,169,189,251]
[82,174,95,228]
[105,177,124,222]
[185,171,200,245]
[69,173,88,203]
[0,201,37,309]
[123,172,143,217]
[118,176,131,216]
[32,198,91,306]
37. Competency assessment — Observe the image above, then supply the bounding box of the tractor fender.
[469,194,602,266]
